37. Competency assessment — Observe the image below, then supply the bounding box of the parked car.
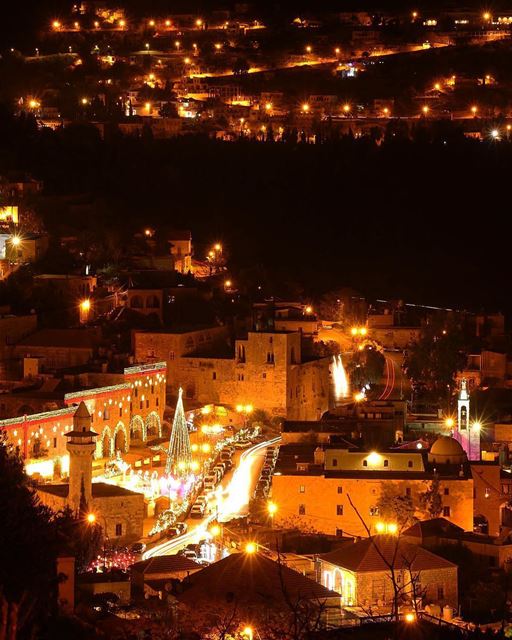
[195,494,208,505]
[166,527,180,538]
[130,542,146,554]
[176,522,188,534]
[180,549,198,560]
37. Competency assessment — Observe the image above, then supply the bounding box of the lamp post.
[267,501,277,528]
[87,512,110,570]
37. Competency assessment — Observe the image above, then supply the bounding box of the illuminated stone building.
[272,437,478,537]
[318,535,458,609]
[0,362,167,478]
[135,328,330,420]
[452,379,480,461]
[36,402,144,542]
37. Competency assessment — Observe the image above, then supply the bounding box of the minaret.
[166,387,192,475]
[454,378,480,461]
[65,402,98,512]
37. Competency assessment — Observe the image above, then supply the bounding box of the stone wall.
[272,474,474,537]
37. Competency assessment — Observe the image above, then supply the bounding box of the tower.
[65,401,98,511]
[166,387,192,475]
[453,379,480,461]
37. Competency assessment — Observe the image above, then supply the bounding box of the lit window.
[298,504,306,515]
[443,506,451,517]
[299,485,305,493]
[336,505,343,516]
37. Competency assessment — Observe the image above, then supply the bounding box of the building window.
[337,486,343,494]
[369,507,380,516]
[139,401,143,410]
[134,387,138,397]
[53,438,57,448]
[363,460,368,467]
[336,528,344,537]
[408,460,413,468]
[212,371,217,380]
[384,459,389,467]
[332,458,338,467]
[119,407,122,417]
[262,373,266,379]
[437,586,444,600]
[151,385,154,394]
[298,504,306,516]
[115,523,122,536]
[169,351,175,361]
[336,505,344,516]
[405,487,411,497]
[503,484,510,495]
[299,485,305,493]
[444,487,449,495]
[443,506,451,517]
[103,408,110,420]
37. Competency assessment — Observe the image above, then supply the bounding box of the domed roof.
[430,436,464,457]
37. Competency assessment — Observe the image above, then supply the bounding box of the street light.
[86,512,96,524]
[302,103,310,113]
[405,612,416,623]
[10,235,21,247]
[243,627,254,640]
[445,417,455,428]
[245,541,257,554]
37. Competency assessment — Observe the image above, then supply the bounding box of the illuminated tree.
[166,387,192,475]
[420,474,443,519]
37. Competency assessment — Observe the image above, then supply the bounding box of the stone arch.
[97,426,113,459]
[334,569,343,594]
[145,411,161,438]
[114,421,128,453]
[130,414,145,442]
[130,295,144,309]
[17,404,35,417]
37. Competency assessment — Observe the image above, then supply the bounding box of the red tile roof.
[178,552,339,607]
[320,536,456,573]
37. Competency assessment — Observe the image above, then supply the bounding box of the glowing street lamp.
[471,105,478,115]
[422,105,430,115]
[165,20,172,27]
[245,542,257,554]
[10,235,21,247]
[383,107,390,117]
[301,103,310,113]
[445,417,455,429]
[342,103,351,114]
[483,11,491,21]
[405,612,416,623]
[243,627,254,640]
[210,524,221,537]
[80,298,91,324]
[86,512,96,524]
[491,128,500,140]
[175,40,181,50]
[118,19,126,28]
[305,45,312,53]
[472,421,482,431]
[305,305,313,315]
[354,392,365,403]
[214,43,222,51]
[412,11,418,19]
[52,20,61,30]
[148,19,155,27]
[196,18,203,27]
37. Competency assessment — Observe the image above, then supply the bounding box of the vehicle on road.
[130,542,146,554]
[190,503,205,518]
[176,522,188,534]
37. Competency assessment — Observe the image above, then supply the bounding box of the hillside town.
[2,2,512,640]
